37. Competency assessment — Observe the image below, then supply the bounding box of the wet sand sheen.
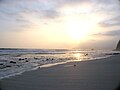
[0,55,120,90]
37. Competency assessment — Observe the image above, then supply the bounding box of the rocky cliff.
[116,40,120,50]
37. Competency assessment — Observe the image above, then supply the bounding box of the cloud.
[99,16,120,27]
[0,0,119,19]
[0,0,120,32]
[0,0,60,19]
[97,0,120,27]
[104,30,120,36]
[93,30,120,36]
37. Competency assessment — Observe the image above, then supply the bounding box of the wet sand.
[0,55,120,90]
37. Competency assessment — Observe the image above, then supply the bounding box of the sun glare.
[66,18,94,41]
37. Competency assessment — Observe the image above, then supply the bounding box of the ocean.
[0,48,119,79]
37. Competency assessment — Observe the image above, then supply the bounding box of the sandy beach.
[0,55,120,90]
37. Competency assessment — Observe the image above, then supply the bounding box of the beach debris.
[46,58,48,61]
[0,63,3,65]
[51,58,54,61]
[59,58,63,60]
[85,53,88,56]
[113,53,120,55]
[6,65,11,67]
[10,61,16,64]
[19,58,25,61]
[19,58,22,61]
[34,57,38,60]
[74,64,76,67]
[16,54,22,57]
[25,60,29,62]
[25,58,27,60]
[0,65,12,69]
[105,53,113,55]
[46,58,54,61]
[106,53,120,55]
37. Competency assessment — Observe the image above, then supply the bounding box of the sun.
[66,17,94,41]
[68,21,89,40]
[67,21,93,40]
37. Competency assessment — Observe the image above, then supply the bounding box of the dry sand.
[0,55,120,90]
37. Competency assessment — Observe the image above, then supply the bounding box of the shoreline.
[0,55,111,80]
[0,55,120,90]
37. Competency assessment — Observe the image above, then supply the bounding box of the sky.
[0,0,120,49]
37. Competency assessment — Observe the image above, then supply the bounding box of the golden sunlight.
[73,53,81,60]
[66,17,95,41]
[68,21,89,40]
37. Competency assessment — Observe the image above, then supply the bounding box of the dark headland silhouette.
[116,40,120,51]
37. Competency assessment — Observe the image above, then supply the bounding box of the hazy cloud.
[99,16,120,27]
[104,30,120,36]
[0,0,120,31]
[93,30,120,36]
[97,0,120,27]
[0,0,59,18]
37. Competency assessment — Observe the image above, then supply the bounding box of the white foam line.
[0,62,68,80]
[40,62,68,68]
[0,71,24,80]
[0,55,112,80]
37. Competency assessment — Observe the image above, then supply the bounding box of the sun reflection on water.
[71,52,90,62]
[72,53,83,61]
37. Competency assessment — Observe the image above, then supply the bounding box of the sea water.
[0,48,119,79]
